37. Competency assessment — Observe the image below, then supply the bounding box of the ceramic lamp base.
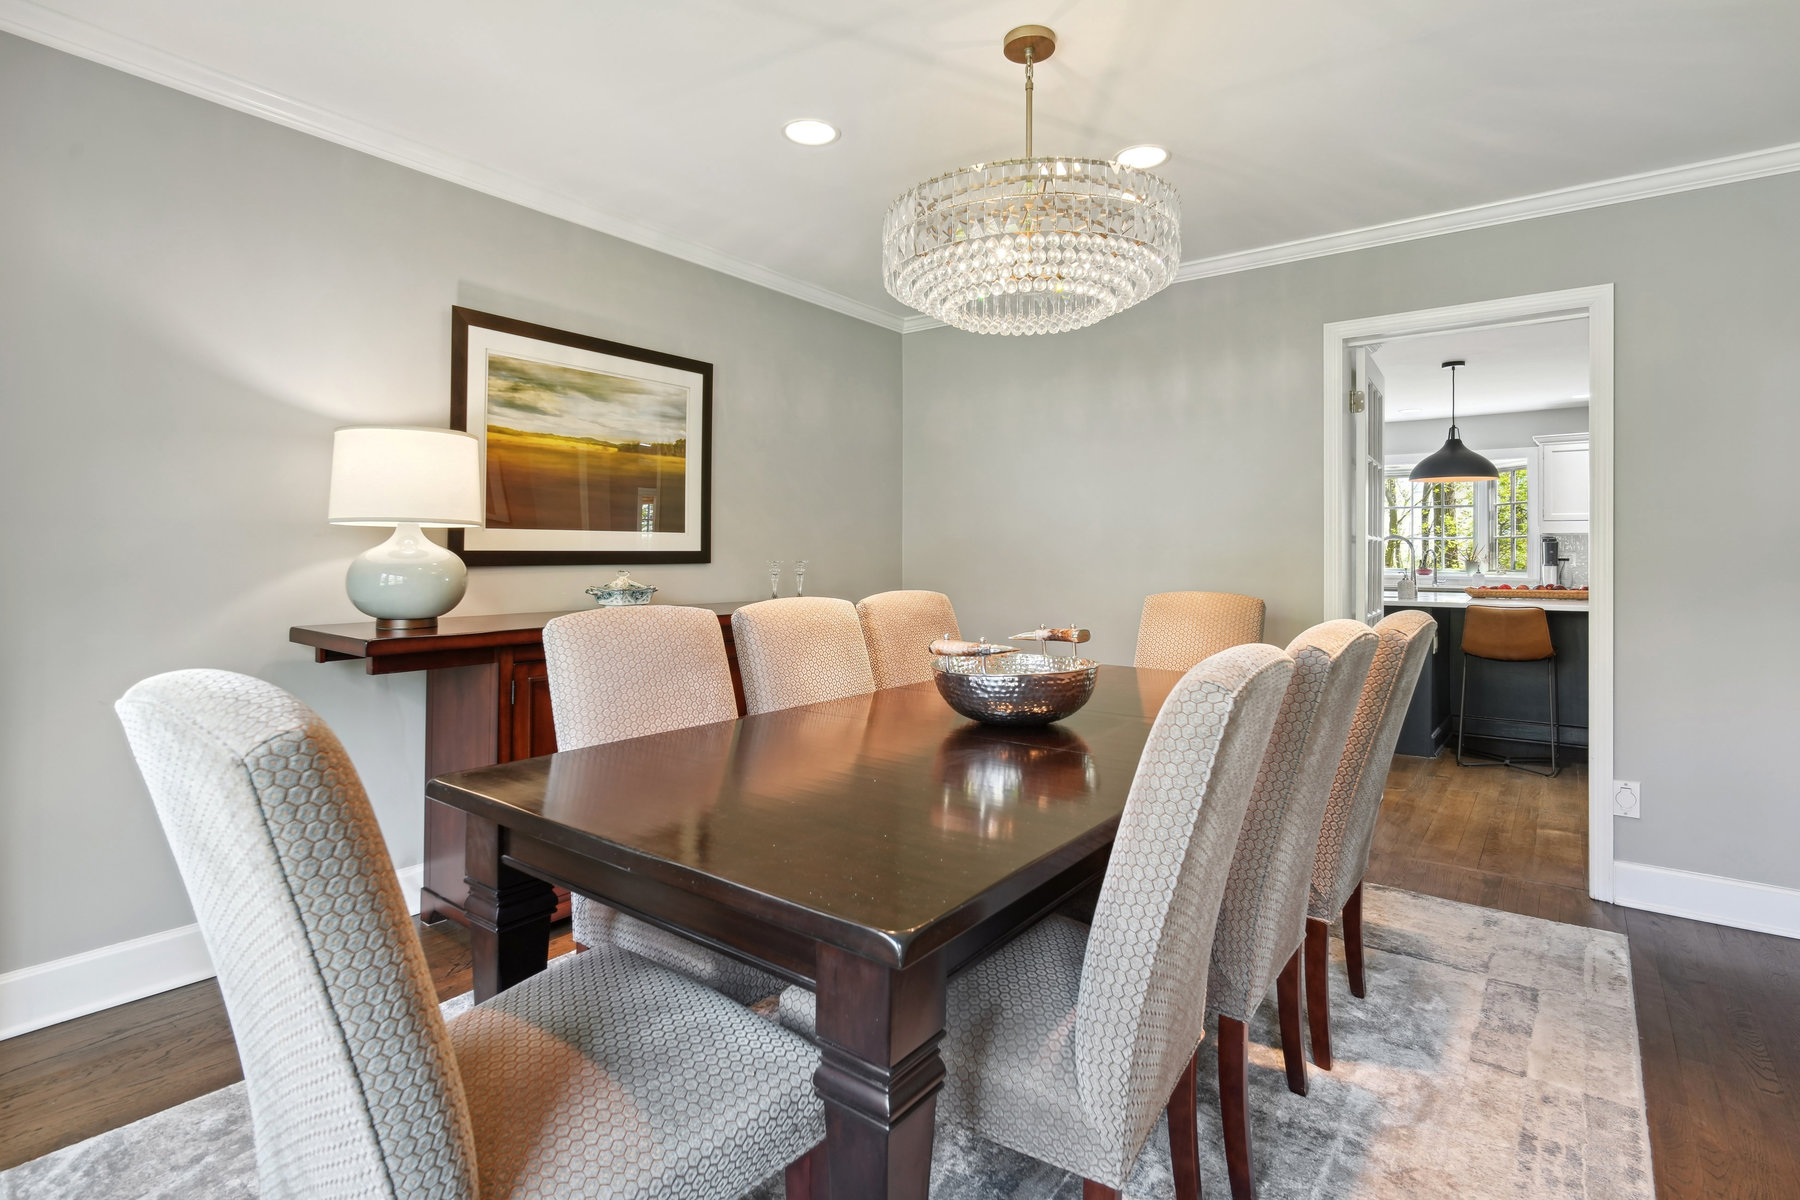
[345,523,468,625]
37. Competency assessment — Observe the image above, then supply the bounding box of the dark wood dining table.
[426,664,1184,1200]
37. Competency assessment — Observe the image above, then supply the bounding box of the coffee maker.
[1540,534,1569,587]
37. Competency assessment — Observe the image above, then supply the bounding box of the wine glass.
[766,560,784,599]
[794,560,809,597]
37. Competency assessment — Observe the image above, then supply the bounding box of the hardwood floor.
[1365,752,1800,1198]
[1366,752,1611,929]
[4,757,1798,1196]
[0,978,241,1173]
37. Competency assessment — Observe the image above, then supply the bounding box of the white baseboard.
[0,858,430,1041]
[395,862,425,917]
[1613,860,1800,940]
[0,923,214,1041]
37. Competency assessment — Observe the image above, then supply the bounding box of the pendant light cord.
[1448,363,1459,437]
[1024,47,1035,157]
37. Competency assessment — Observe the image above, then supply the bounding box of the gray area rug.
[0,886,1652,1199]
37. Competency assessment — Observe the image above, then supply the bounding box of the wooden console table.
[289,603,754,926]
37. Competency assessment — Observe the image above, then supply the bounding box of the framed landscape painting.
[449,307,712,565]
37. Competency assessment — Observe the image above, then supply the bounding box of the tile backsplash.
[1551,532,1589,587]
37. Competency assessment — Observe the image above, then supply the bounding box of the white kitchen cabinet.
[1534,433,1590,533]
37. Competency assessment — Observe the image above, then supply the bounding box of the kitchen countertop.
[1384,590,1590,613]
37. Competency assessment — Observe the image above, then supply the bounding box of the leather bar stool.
[1457,605,1559,777]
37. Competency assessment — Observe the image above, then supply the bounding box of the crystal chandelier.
[882,25,1182,336]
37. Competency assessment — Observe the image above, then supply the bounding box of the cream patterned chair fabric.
[1133,591,1268,673]
[779,644,1294,1192]
[732,596,876,715]
[856,590,960,689]
[1207,620,1378,1022]
[115,669,822,1200]
[1309,609,1437,920]
[543,606,786,1005]
[544,605,739,745]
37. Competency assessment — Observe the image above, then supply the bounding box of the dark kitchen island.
[1384,592,1589,762]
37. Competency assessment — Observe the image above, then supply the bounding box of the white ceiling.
[10,0,1800,327]
[1373,318,1589,421]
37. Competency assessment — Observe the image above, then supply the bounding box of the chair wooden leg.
[1343,882,1367,999]
[1082,1182,1121,1199]
[1218,1014,1254,1200]
[1167,1048,1202,1200]
[1305,916,1333,1070]
[784,1144,827,1200]
[1276,948,1308,1096]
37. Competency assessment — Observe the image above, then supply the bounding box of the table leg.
[463,814,555,1002]
[812,946,946,1200]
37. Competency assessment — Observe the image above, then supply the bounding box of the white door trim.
[1321,285,1616,902]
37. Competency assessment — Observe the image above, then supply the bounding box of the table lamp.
[328,427,483,630]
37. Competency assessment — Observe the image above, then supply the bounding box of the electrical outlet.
[1613,780,1641,819]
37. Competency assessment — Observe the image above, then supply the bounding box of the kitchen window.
[1384,455,1532,580]
[1492,463,1529,572]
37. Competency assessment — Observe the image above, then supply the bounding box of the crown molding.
[0,1,912,333]
[895,140,1800,335]
[8,2,1800,338]
[1172,140,1800,285]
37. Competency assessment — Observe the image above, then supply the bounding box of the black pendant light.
[1410,359,1499,483]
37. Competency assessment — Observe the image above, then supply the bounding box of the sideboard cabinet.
[290,603,751,926]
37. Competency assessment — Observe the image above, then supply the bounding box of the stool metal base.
[1456,654,1560,778]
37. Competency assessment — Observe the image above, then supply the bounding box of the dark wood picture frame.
[448,306,712,566]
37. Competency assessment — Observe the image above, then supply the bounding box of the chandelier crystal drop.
[882,26,1181,336]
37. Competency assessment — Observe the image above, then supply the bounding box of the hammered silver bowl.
[932,652,1101,726]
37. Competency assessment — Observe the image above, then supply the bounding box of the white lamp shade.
[328,427,483,527]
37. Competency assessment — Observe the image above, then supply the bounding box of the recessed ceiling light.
[1115,144,1169,169]
[783,119,839,146]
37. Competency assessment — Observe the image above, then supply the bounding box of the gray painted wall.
[905,173,1800,891]
[1384,405,1590,457]
[4,25,1796,981]
[0,34,902,973]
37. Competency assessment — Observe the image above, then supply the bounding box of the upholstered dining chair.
[543,605,787,1005]
[731,596,877,715]
[856,589,960,689]
[1204,620,1378,1200]
[1304,608,1437,1069]
[1134,591,1268,672]
[778,643,1296,1200]
[114,669,824,1200]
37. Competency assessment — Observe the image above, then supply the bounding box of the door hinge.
[1349,387,1366,414]
[509,679,516,705]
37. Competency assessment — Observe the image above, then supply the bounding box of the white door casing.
[1320,286,1616,902]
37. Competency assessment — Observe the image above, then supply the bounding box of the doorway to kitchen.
[1321,286,1615,902]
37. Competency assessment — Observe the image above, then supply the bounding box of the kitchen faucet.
[1385,535,1419,600]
